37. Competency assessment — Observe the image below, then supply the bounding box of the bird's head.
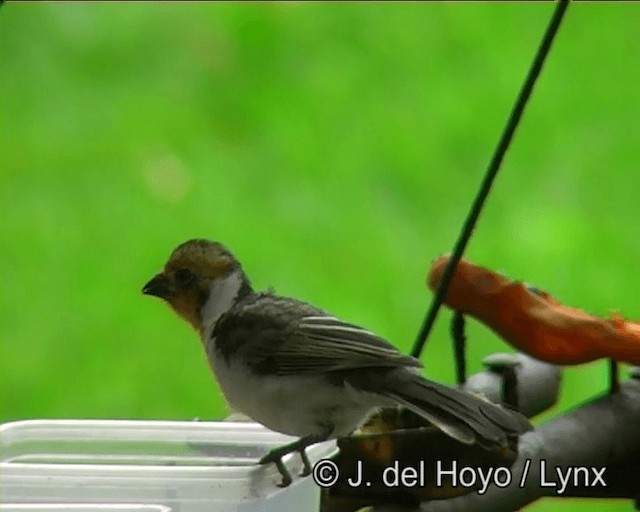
[142,239,251,335]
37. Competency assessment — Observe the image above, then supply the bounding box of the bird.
[143,239,531,486]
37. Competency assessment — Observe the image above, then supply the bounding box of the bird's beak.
[142,273,175,299]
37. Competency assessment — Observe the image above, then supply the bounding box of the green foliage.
[1,4,638,511]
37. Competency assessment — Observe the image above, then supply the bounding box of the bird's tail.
[381,371,532,447]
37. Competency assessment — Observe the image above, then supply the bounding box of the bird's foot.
[258,451,293,487]
[259,430,331,486]
[298,447,313,476]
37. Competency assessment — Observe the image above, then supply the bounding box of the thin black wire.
[411,0,570,359]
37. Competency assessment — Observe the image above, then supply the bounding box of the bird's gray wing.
[214,295,421,376]
[269,315,421,375]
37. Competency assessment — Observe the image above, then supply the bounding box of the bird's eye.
[174,268,194,286]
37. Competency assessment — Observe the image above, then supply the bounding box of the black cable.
[451,311,467,385]
[411,0,570,359]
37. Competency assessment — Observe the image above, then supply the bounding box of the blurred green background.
[1,3,638,511]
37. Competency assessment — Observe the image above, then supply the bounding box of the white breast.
[208,341,383,438]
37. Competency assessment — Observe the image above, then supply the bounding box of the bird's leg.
[451,311,467,385]
[259,426,333,486]
[297,425,333,476]
[272,458,292,488]
[298,446,313,476]
[609,359,620,394]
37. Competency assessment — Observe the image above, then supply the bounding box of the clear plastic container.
[0,505,171,512]
[0,420,337,512]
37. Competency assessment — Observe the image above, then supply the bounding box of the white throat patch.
[201,269,244,337]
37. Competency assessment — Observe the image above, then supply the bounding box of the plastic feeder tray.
[0,420,337,512]
[0,505,172,512]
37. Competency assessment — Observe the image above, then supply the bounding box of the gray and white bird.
[143,239,531,485]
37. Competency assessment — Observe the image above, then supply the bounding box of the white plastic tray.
[0,505,172,512]
[0,420,337,512]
